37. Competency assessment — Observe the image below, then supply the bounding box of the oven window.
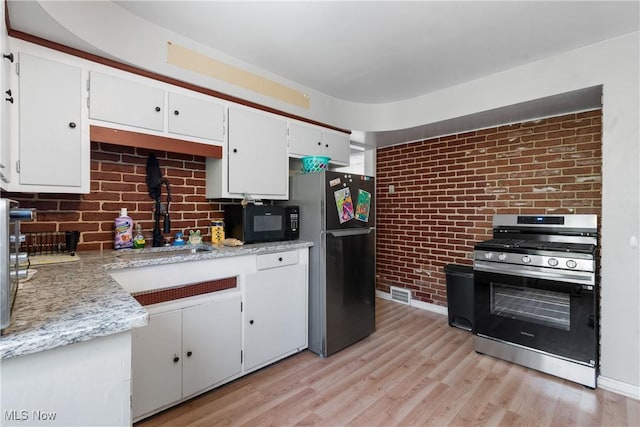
[490,283,570,331]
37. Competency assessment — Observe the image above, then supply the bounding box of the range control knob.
[498,253,507,261]
[484,252,494,260]
[521,255,531,264]
[548,258,559,267]
[566,260,578,269]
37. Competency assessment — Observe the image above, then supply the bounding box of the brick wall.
[4,142,224,251]
[375,110,602,306]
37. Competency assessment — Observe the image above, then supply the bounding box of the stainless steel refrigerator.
[290,171,376,357]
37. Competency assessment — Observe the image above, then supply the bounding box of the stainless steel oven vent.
[390,286,411,305]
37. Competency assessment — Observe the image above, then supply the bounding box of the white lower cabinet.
[127,248,309,422]
[131,293,242,421]
[244,256,307,371]
[131,309,182,419]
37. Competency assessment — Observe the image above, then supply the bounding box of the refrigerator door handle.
[327,228,373,237]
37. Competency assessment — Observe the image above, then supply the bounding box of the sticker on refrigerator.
[329,177,341,187]
[355,189,371,222]
[334,187,354,223]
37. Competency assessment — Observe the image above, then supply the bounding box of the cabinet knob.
[249,320,254,325]
[233,148,238,153]
[5,97,13,104]
[155,106,161,112]
[5,90,11,96]
[173,355,180,363]
[317,142,321,146]
[68,122,76,129]
[186,351,193,357]
[325,144,329,148]
[3,53,13,63]
[278,257,283,262]
[174,110,180,116]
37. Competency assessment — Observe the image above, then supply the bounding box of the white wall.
[18,3,640,392]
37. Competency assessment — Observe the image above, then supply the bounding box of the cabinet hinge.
[241,350,243,363]
[15,61,19,76]
[240,301,243,312]
[87,97,90,109]
[15,160,20,173]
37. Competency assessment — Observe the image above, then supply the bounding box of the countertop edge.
[0,241,313,360]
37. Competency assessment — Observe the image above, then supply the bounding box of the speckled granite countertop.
[0,241,313,360]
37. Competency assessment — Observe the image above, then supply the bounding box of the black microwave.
[224,204,299,244]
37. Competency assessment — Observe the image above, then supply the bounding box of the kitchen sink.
[115,244,217,259]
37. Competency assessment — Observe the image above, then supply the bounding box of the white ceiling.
[111,0,639,104]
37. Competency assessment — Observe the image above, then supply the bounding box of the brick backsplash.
[375,110,602,306]
[4,142,224,251]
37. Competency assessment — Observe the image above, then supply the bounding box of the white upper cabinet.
[207,107,288,200]
[288,121,350,165]
[288,122,323,157]
[322,129,351,165]
[4,52,89,193]
[167,92,225,142]
[89,71,225,145]
[228,108,288,196]
[0,8,10,186]
[89,71,164,132]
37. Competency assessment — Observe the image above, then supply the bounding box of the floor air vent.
[390,286,411,305]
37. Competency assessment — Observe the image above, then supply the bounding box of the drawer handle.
[278,257,283,262]
[186,351,193,357]
[155,106,161,112]
[173,355,180,363]
[68,122,76,129]
[174,110,180,116]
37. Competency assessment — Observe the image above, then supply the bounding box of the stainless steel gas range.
[473,214,598,388]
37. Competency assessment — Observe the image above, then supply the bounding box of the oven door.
[474,261,596,366]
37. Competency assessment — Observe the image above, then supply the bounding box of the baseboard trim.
[376,290,448,316]
[597,375,640,400]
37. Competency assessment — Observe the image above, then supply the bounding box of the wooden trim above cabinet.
[90,125,223,158]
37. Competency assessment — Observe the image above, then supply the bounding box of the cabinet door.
[168,92,225,142]
[288,122,323,157]
[89,71,164,131]
[244,264,307,371]
[322,130,351,165]
[18,53,83,187]
[182,294,242,398]
[131,309,182,420]
[227,107,288,197]
[0,21,10,186]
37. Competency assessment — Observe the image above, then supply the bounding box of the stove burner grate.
[476,239,595,255]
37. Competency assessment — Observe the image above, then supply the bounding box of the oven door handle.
[473,261,595,286]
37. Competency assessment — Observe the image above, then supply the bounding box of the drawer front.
[256,251,298,270]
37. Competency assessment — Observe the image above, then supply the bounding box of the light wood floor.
[136,298,639,427]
